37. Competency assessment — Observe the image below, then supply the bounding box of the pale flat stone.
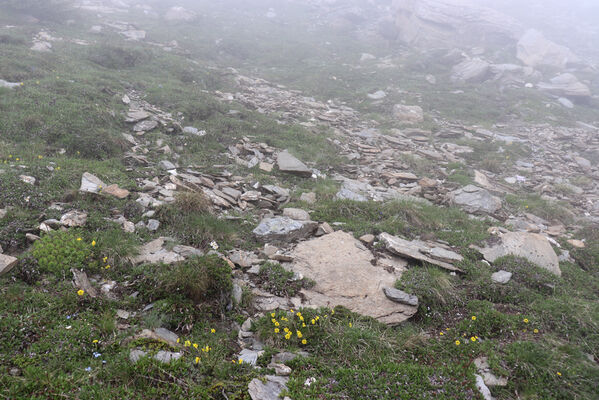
[481,232,561,276]
[0,254,18,275]
[291,231,417,325]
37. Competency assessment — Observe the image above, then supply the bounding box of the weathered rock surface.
[282,208,310,221]
[392,104,424,123]
[480,232,561,276]
[102,184,130,199]
[391,0,522,47]
[60,211,88,227]
[80,172,106,194]
[491,270,512,284]
[383,287,419,307]
[132,238,185,265]
[517,29,581,70]
[0,79,22,89]
[248,375,289,400]
[451,59,491,83]
[291,231,417,325]
[277,150,311,177]
[253,217,317,243]
[538,73,592,99]
[379,233,462,272]
[0,254,18,275]
[449,185,502,215]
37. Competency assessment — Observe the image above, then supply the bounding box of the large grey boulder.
[480,232,561,276]
[253,217,317,243]
[392,104,424,123]
[0,254,18,275]
[538,73,591,100]
[276,150,312,177]
[449,185,502,215]
[391,0,522,47]
[451,59,491,83]
[248,375,289,400]
[291,231,418,325]
[517,29,582,70]
[164,6,197,21]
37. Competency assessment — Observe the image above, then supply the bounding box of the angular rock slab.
[253,217,317,243]
[480,232,561,276]
[80,172,106,194]
[449,185,502,215]
[0,254,18,275]
[379,233,462,272]
[276,150,311,177]
[291,231,417,325]
[248,375,289,400]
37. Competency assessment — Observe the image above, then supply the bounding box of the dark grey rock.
[253,217,317,242]
[383,287,419,307]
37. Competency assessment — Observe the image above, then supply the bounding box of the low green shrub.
[257,262,314,297]
[32,230,95,276]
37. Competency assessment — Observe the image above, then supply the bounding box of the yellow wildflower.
[211,328,216,334]
[455,340,460,346]
[177,338,180,343]
[470,336,477,342]
[302,323,306,328]
[274,328,280,333]
[92,339,99,344]
[299,316,304,322]
[301,339,307,345]
[76,238,82,241]
[275,321,280,327]
[349,322,352,328]
[523,318,529,324]
[195,357,200,364]
[77,289,85,296]
[103,257,108,263]
[238,359,243,364]
[283,327,289,333]
[439,332,444,336]
[193,343,198,349]
[296,330,303,338]
[271,312,275,318]
[557,372,562,376]
[534,329,539,334]
[91,240,96,246]
[471,316,476,321]
[311,319,316,325]
[184,340,191,347]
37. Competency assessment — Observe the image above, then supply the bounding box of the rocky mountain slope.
[0,0,598,399]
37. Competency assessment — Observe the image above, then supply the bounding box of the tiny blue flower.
[93,352,101,358]
[85,367,92,372]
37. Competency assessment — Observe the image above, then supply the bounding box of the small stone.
[282,208,310,221]
[116,310,131,319]
[277,150,311,177]
[239,348,262,366]
[154,351,182,364]
[60,211,88,227]
[383,287,419,306]
[0,254,18,275]
[253,217,317,243]
[567,239,585,248]
[159,160,176,171]
[80,172,106,194]
[19,175,36,185]
[270,363,292,376]
[259,162,274,172]
[147,219,160,231]
[232,284,243,304]
[248,375,289,400]
[26,233,41,242]
[129,349,147,363]
[103,184,130,199]
[299,192,316,204]
[491,270,512,284]
[359,234,375,245]
[315,222,334,236]
[133,119,158,133]
[123,221,135,233]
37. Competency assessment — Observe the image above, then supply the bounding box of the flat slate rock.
[449,185,502,215]
[491,270,512,284]
[379,233,462,272]
[480,232,561,276]
[277,150,311,177]
[291,231,417,325]
[253,217,317,243]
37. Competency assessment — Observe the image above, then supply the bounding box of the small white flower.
[210,241,219,250]
[304,377,316,387]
